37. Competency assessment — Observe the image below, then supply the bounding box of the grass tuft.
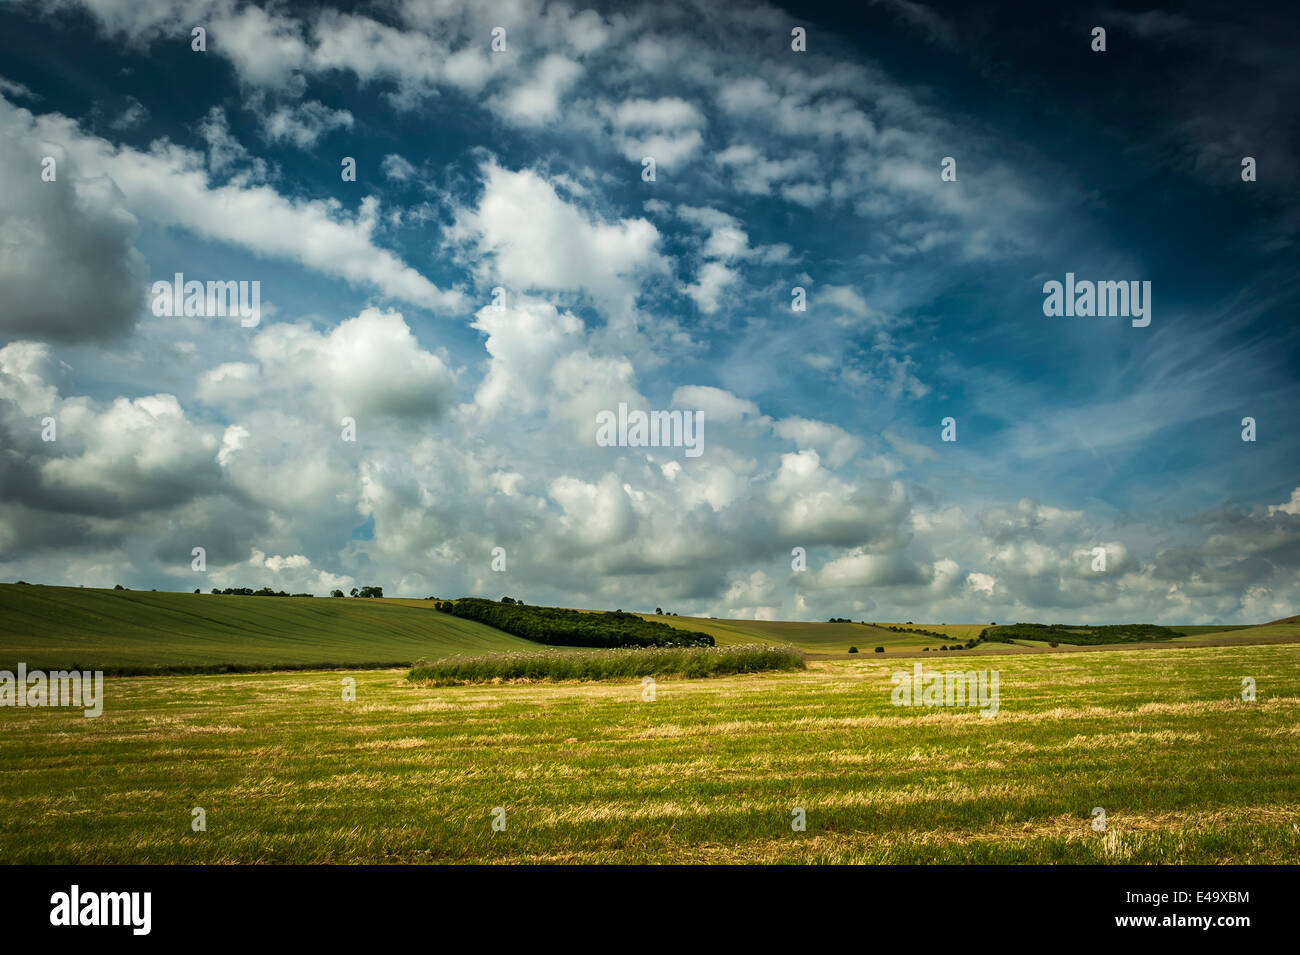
[407,643,806,685]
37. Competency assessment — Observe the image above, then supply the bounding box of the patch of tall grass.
[408,643,805,685]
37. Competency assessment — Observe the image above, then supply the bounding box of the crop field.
[2,642,1297,864]
[0,585,534,672]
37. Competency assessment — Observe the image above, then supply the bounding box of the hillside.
[635,614,933,652]
[641,611,1298,654]
[0,584,535,673]
[3,584,1294,671]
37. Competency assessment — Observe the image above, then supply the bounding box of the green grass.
[0,584,536,672]
[1170,621,1300,643]
[8,585,1290,672]
[408,644,805,685]
[644,612,1298,655]
[2,643,1297,863]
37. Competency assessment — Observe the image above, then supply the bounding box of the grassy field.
[641,612,1300,654]
[2,643,1297,863]
[5,586,1295,672]
[0,584,534,672]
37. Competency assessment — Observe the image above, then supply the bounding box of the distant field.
[637,615,927,652]
[1172,621,1300,642]
[0,584,534,672]
[877,623,989,640]
[2,644,1297,863]
[641,612,1298,655]
[3,585,1294,674]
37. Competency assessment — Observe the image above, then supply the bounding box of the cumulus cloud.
[450,161,667,315]
[0,100,147,342]
[250,307,458,420]
[12,98,463,312]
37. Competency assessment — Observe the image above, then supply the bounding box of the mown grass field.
[2,643,1297,863]
[0,584,535,672]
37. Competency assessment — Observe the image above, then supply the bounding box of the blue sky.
[0,0,1297,623]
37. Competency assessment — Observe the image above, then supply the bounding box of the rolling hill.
[3,584,1295,671]
[639,611,1298,655]
[0,584,535,673]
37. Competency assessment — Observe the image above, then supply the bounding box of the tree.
[331,589,344,598]
[194,589,201,594]
[656,608,663,615]
[350,587,359,597]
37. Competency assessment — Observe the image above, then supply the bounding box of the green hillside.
[642,612,1298,654]
[0,584,535,673]
[3,584,1294,672]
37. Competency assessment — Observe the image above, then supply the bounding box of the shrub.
[848,646,858,653]
[408,644,804,686]
[874,646,885,653]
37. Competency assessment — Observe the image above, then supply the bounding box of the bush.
[409,644,804,686]
[848,646,858,653]
[874,646,885,653]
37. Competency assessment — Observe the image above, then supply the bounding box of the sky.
[0,0,1297,624]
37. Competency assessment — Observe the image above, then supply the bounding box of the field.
[634,611,1296,654]
[0,585,534,672]
[633,615,947,652]
[2,643,1298,863]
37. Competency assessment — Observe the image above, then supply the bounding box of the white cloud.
[16,100,464,312]
[451,161,666,314]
